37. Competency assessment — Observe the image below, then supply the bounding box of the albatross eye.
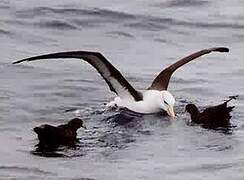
[164,100,168,105]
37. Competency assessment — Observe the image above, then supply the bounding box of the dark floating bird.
[13,47,229,118]
[185,96,237,129]
[34,118,86,148]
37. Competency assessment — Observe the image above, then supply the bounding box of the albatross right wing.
[149,47,229,91]
[13,51,143,101]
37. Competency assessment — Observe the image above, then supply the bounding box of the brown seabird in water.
[13,47,229,117]
[185,96,237,129]
[34,118,86,147]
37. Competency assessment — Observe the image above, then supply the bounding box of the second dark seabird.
[185,96,237,129]
[34,118,86,148]
[13,47,229,118]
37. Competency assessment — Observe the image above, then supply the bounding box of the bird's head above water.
[161,91,175,118]
[68,118,86,130]
[185,104,200,116]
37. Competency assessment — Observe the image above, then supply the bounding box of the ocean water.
[0,0,244,179]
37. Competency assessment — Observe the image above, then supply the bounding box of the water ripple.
[35,19,78,30]
[158,0,209,8]
[106,31,135,38]
[16,7,136,20]
[12,6,244,33]
[0,165,55,176]
[0,28,11,35]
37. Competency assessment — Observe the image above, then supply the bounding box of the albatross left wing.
[13,51,143,101]
[148,47,229,91]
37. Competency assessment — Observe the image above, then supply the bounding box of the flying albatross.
[13,47,229,118]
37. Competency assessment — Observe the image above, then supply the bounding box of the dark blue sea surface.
[0,0,244,179]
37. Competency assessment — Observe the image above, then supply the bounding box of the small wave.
[35,19,78,30]
[82,8,136,20]
[125,20,168,32]
[15,6,137,30]
[106,31,135,38]
[169,160,244,175]
[15,7,67,18]
[0,0,10,9]
[126,15,244,32]
[0,28,11,35]
[158,0,209,8]
[71,19,101,28]
[0,165,55,176]
[16,6,135,20]
[154,38,168,43]
[178,21,244,29]
[171,77,208,84]
[63,79,95,83]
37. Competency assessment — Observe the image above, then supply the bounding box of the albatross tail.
[225,95,238,104]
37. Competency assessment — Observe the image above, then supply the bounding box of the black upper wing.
[13,51,143,101]
[149,47,229,90]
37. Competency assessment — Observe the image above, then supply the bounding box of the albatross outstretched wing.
[149,47,229,91]
[13,51,143,101]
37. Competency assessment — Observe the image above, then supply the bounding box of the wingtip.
[212,47,229,53]
[224,95,238,104]
[12,59,27,64]
[228,95,239,100]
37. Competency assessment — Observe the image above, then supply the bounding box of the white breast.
[108,90,162,114]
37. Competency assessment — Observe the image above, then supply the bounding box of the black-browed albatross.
[13,47,229,117]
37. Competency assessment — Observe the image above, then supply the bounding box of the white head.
[160,91,176,118]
